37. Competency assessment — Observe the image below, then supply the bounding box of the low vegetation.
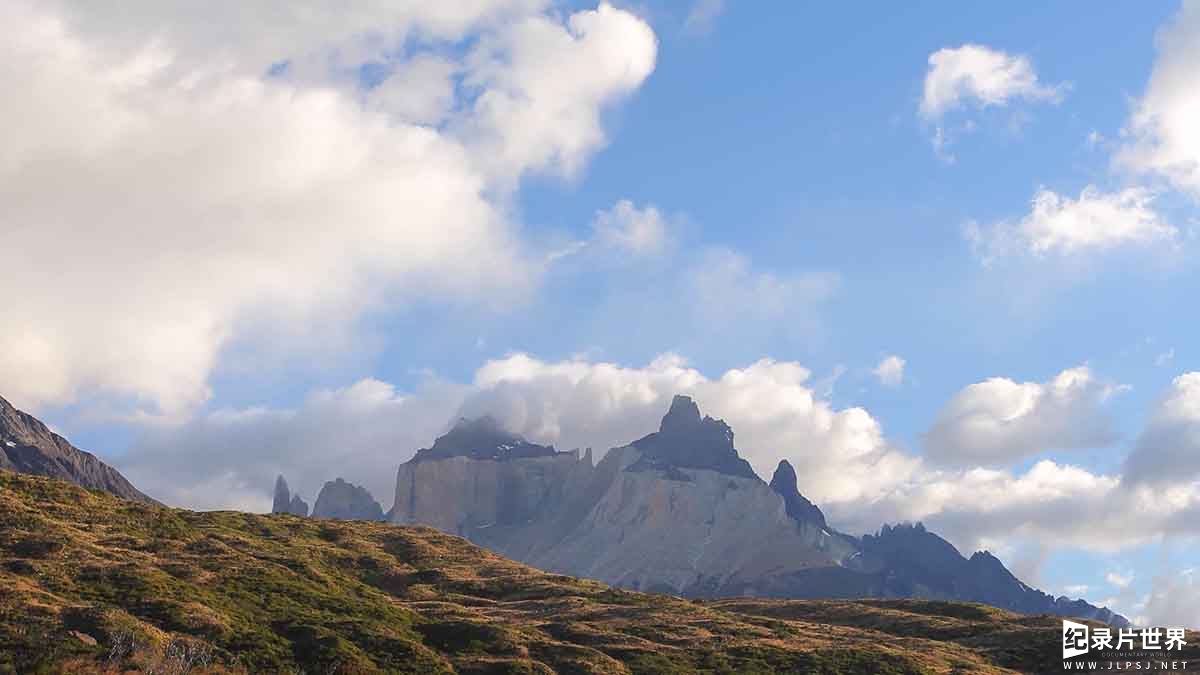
[1,471,1184,673]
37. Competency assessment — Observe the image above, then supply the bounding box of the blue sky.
[4,0,1200,626]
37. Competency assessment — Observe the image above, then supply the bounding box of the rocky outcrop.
[288,495,309,517]
[627,395,757,479]
[387,395,1127,627]
[271,475,309,517]
[769,459,827,529]
[0,394,154,503]
[312,478,384,521]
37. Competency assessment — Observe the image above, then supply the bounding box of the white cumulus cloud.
[0,1,657,417]
[873,355,906,387]
[121,352,915,513]
[966,186,1174,262]
[920,44,1063,121]
[1118,0,1200,198]
[834,458,1200,555]
[919,44,1064,160]
[924,366,1122,467]
[1124,372,1200,485]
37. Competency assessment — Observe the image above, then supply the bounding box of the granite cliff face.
[524,398,854,594]
[391,417,594,561]
[385,395,1129,627]
[0,394,154,503]
[312,477,385,521]
[528,444,854,595]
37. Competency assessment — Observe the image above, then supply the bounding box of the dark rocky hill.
[0,394,153,503]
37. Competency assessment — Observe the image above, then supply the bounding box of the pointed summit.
[629,395,757,479]
[660,395,702,432]
[288,494,310,517]
[271,474,309,516]
[768,460,826,529]
[272,475,292,514]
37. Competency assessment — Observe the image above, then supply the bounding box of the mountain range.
[10,469,1162,673]
[0,390,1127,629]
[378,395,1129,627]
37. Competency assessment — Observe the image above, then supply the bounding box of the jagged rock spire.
[629,395,756,479]
[272,474,292,514]
[768,460,826,529]
[272,474,309,516]
[660,395,702,432]
[288,494,309,517]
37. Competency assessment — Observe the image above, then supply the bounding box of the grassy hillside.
[0,471,1169,674]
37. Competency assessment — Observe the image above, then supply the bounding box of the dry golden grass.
[1,471,1173,674]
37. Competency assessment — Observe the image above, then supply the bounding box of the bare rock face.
[0,394,154,503]
[312,478,384,521]
[388,396,1127,626]
[391,421,594,560]
[393,399,856,596]
[271,475,309,516]
[529,446,855,595]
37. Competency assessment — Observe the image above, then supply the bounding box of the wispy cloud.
[682,0,725,36]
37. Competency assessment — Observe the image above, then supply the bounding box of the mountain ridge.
[384,395,1129,628]
[2,470,1173,673]
[0,394,154,504]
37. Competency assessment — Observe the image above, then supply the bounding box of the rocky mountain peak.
[864,522,965,574]
[271,474,309,516]
[312,477,384,521]
[289,494,309,517]
[414,416,558,462]
[768,459,827,529]
[384,394,1128,629]
[629,395,757,480]
[968,550,1007,571]
[0,393,154,503]
[272,475,292,513]
[660,394,703,431]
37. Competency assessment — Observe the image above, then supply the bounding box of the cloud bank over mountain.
[120,355,1200,573]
